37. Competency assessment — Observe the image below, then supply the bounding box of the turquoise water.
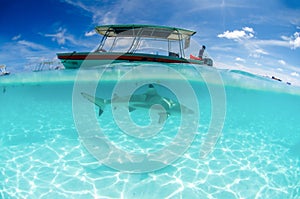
[1,64,300,198]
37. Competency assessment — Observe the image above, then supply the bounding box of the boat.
[57,24,213,69]
[32,61,64,72]
[0,65,10,76]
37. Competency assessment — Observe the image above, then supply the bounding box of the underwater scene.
[0,63,300,198]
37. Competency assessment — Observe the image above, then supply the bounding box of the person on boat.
[198,45,206,59]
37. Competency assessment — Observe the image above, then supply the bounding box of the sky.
[1,0,300,84]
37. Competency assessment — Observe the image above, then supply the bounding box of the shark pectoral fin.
[81,92,106,117]
[129,106,136,112]
[99,109,104,116]
[158,112,169,124]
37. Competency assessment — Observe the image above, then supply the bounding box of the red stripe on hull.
[57,53,191,64]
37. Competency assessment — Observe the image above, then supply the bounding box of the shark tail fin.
[81,92,106,116]
[95,98,106,116]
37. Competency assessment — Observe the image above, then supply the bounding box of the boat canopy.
[95,24,196,40]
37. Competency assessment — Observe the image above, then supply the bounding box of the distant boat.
[57,24,213,69]
[272,76,282,82]
[271,76,292,85]
[32,61,64,72]
[0,65,10,76]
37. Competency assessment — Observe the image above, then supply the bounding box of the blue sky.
[1,0,300,83]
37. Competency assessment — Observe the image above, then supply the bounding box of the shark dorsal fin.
[149,84,154,88]
[145,84,158,102]
[146,84,157,96]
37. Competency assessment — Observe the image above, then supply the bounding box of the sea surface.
[0,63,300,198]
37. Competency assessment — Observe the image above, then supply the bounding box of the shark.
[81,84,194,123]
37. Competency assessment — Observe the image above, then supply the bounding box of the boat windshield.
[99,36,181,57]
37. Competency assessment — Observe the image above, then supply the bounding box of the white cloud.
[218,28,299,50]
[255,62,262,66]
[255,49,268,55]
[281,32,300,49]
[12,34,21,41]
[44,27,89,47]
[85,30,96,37]
[278,60,286,65]
[101,11,117,24]
[63,0,118,24]
[0,39,57,71]
[250,48,269,58]
[281,35,290,41]
[217,27,254,40]
[242,27,254,33]
[253,39,290,47]
[45,27,68,45]
[290,32,300,49]
[210,46,232,51]
[291,72,299,77]
[44,27,100,49]
[235,57,245,62]
[18,40,47,50]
